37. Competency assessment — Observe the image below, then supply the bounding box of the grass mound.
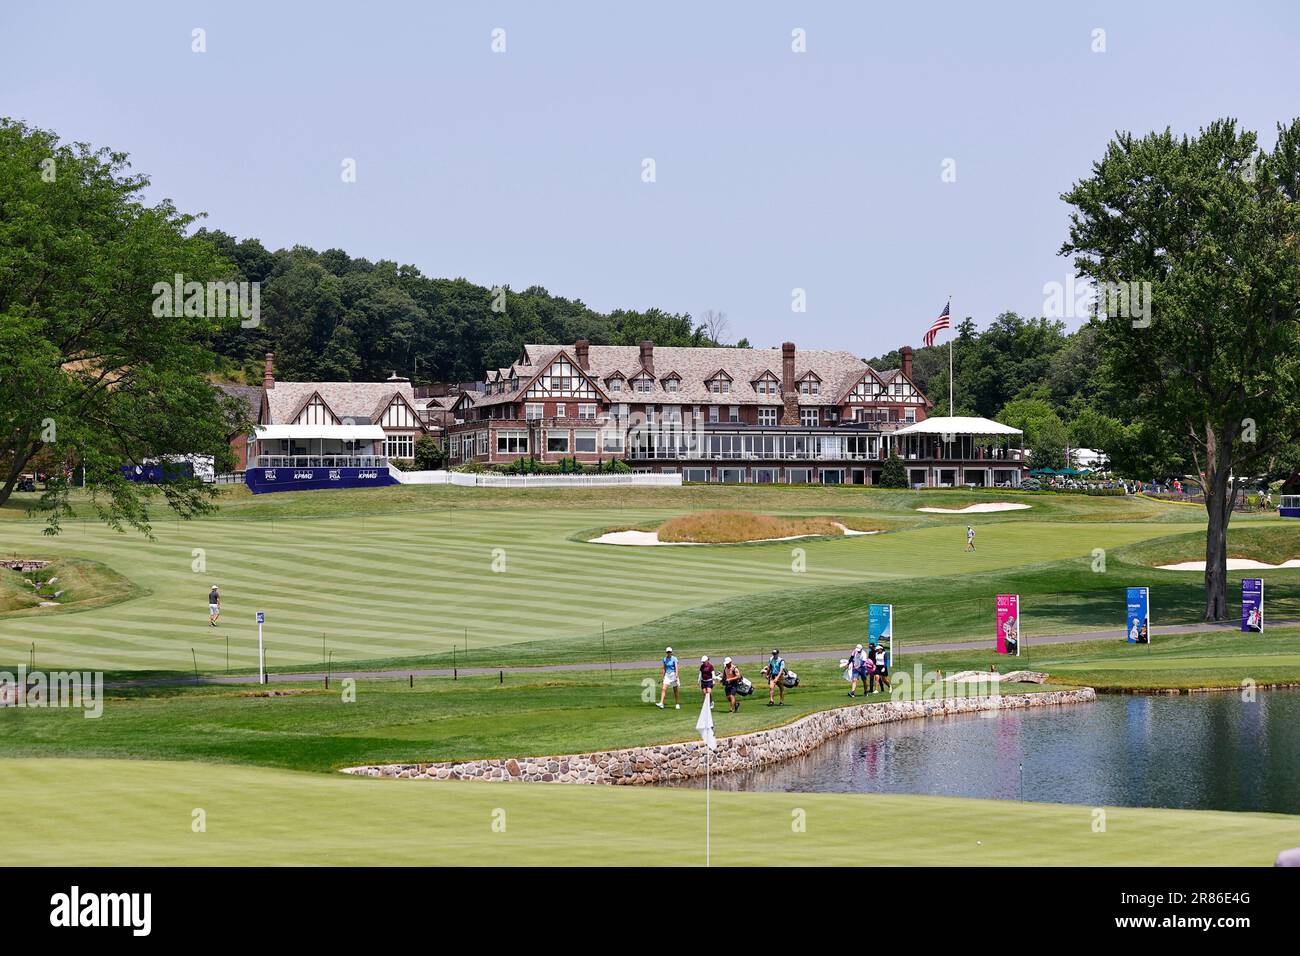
[1120,524,1300,568]
[0,558,142,617]
[656,510,872,543]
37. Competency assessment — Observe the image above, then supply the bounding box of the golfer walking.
[699,655,715,710]
[846,643,872,698]
[657,646,681,710]
[208,584,221,627]
[965,525,976,551]
[766,649,786,707]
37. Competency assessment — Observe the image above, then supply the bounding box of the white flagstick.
[696,696,716,867]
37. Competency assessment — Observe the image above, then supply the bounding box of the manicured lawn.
[8,483,1293,675]
[0,662,1048,772]
[1,757,1293,866]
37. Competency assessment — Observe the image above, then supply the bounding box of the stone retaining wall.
[343,688,1096,786]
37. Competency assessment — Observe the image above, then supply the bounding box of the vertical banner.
[1126,587,1150,644]
[996,594,1020,655]
[1242,578,1264,632]
[868,603,893,668]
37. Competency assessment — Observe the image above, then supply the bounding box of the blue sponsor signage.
[1126,586,1150,644]
[868,603,893,667]
[245,466,398,494]
[1242,578,1263,632]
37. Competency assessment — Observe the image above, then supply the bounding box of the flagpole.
[948,296,954,415]
[706,748,711,868]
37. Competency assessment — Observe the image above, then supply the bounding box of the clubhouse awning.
[253,424,386,442]
[893,416,1022,437]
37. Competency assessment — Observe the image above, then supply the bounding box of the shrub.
[879,454,908,488]
[413,435,446,470]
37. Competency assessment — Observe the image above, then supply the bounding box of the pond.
[679,690,1300,814]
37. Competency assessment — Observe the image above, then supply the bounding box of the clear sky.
[3,1,1298,356]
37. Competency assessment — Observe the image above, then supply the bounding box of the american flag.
[923,301,951,348]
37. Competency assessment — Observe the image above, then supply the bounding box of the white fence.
[388,466,682,488]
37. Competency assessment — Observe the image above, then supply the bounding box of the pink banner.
[996,594,1020,655]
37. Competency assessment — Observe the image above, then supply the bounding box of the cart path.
[108,619,1293,689]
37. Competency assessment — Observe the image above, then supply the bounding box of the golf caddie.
[766,648,786,707]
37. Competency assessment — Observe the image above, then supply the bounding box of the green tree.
[996,398,1068,470]
[1061,118,1300,620]
[0,119,245,532]
[879,453,908,488]
[413,435,446,471]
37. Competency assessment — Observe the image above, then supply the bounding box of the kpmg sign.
[245,467,398,494]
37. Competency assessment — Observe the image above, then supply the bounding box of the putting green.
[2,758,1294,866]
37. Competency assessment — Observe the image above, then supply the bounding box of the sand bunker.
[1157,558,1300,571]
[916,502,1031,514]
[590,523,877,546]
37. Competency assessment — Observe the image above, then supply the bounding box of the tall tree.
[0,119,244,532]
[1061,119,1300,620]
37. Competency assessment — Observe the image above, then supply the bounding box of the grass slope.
[2,758,1293,866]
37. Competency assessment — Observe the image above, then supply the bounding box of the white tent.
[893,416,1022,437]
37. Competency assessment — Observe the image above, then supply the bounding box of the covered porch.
[891,416,1026,488]
[249,424,389,468]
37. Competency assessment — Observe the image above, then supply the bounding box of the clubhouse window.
[708,406,719,423]
[555,403,566,418]
[579,404,596,420]
[602,430,624,452]
[664,379,679,392]
[800,407,819,426]
[547,431,570,453]
[728,406,739,423]
[610,379,623,392]
[477,432,489,455]
[385,433,415,459]
[685,468,711,482]
[497,430,529,454]
[525,403,543,421]
[754,468,776,484]
[786,468,811,484]
[758,407,777,426]
[634,378,652,393]
[575,430,598,453]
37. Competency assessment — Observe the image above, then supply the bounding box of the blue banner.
[1242,578,1264,632]
[1126,586,1150,644]
[868,603,893,667]
[245,467,398,494]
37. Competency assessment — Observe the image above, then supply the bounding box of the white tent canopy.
[253,424,386,442]
[893,416,1022,437]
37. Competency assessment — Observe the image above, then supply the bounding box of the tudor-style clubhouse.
[448,340,1026,486]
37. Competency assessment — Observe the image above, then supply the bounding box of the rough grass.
[656,510,874,543]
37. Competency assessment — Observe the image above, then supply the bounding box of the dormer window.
[797,373,822,396]
[634,376,653,393]
[753,372,781,396]
[664,378,679,392]
[610,379,623,392]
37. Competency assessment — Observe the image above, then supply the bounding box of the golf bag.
[736,677,754,696]
[782,670,799,688]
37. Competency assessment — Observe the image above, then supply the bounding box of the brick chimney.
[780,342,800,425]
[900,345,913,381]
[263,352,275,390]
[574,339,590,371]
[639,340,654,375]
[781,342,796,393]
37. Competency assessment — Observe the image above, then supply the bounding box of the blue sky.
[3,1,1298,355]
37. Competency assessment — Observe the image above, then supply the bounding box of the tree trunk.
[1202,440,1233,622]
